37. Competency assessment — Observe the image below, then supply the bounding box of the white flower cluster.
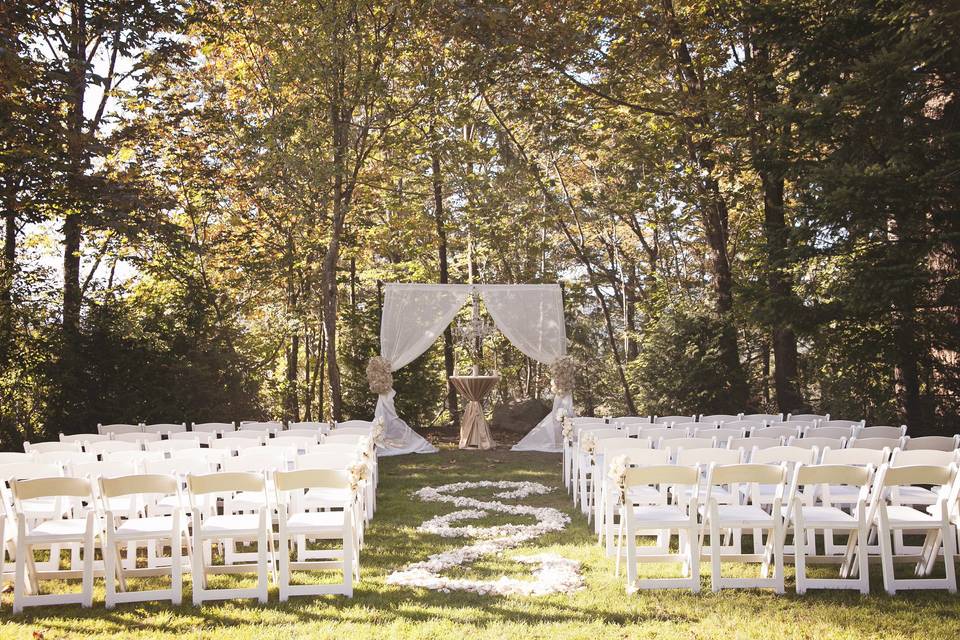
[560,416,573,441]
[386,480,583,597]
[607,455,629,503]
[349,455,369,493]
[580,432,597,455]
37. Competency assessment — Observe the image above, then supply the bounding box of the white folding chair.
[787,413,829,424]
[100,474,190,607]
[187,472,271,605]
[867,464,958,594]
[850,437,905,451]
[59,433,110,446]
[621,465,700,593]
[191,421,236,436]
[11,477,100,613]
[730,437,782,456]
[24,441,81,454]
[1,462,70,573]
[210,435,265,454]
[576,430,627,514]
[593,438,654,542]
[722,420,765,434]
[113,431,162,444]
[786,436,846,458]
[702,463,787,593]
[742,413,783,424]
[662,437,715,458]
[277,431,322,445]
[819,419,866,431]
[86,440,142,459]
[146,438,203,454]
[0,452,35,465]
[336,420,374,430]
[818,446,890,555]
[169,431,213,446]
[786,464,873,594]
[33,450,96,468]
[103,449,166,469]
[753,425,803,441]
[858,425,907,439]
[806,426,856,440]
[275,469,355,599]
[606,450,672,560]
[653,415,697,425]
[239,421,284,436]
[170,447,232,469]
[295,452,366,559]
[142,422,188,436]
[888,448,960,554]
[288,421,331,435]
[904,435,960,452]
[695,427,745,445]
[97,423,142,436]
[699,414,741,425]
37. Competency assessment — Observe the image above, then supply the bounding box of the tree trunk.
[762,170,803,412]
[323,106,347,421]
[1,197,15,363]
[432,147,459,428]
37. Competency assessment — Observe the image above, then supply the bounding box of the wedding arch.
[368,283,573,456]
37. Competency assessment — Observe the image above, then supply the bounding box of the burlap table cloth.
[450,375,499,450]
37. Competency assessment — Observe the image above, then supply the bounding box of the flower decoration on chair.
[580,432,597,457]
[560,416,573,442]
[366,356,394,395]
[549,356,576,395]
[607,455,629,503]
[349,455,369,493]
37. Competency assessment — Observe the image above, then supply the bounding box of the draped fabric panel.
[477,285,567,364]
[375,284,470,456]
[477,285,570,453]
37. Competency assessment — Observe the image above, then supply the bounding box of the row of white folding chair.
[618,459,959,595]
[95,420,369,438]
[5,466,357,612]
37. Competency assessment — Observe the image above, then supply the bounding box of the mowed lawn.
[2,446,960,639]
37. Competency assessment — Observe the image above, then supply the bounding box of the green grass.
[2,447,960,639]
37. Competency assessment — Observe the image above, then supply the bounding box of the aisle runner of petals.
[386,480,583,596]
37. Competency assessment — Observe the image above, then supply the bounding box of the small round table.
[450,375,499,450]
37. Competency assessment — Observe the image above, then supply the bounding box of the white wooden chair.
[786,464,873,594]
[638,427,688,443]
[730,437,782,456]
[621,465,701,593]
[288,421,331,435]
[699,414,741,425]
[275,469,355,599]
[239,420,284,435]
[24,441,81,454]
[888,449,960,554]
[87,440,142,459]
[663,437,716,458]
[169,447,231,469]
[850,437,905,451]
[607,450,672,561]
[593,438,654,542]
[103,449,166,469]
[295,452,366,560]
[142,422,188,436]
[819,419,866,431]
[722,420,765,434]
[653,415,697,425]
[787,413,829,424]
[168,431,212,446]
[11,477,100,613]
[191,421,236,436]
[858,425,907,439]
[113,431,162,444]
[187,472,271,605]
[694,427,745,445]
[100,474,190,607]
[786,436,846,458]
[903,435,960,452]
[33,450,95,468]
[277,430,322,445]
[146,438,203,454]
[818,447,890,555]
[97,423,142,436]
[210,435,265,454]
[578,431,632,516]
[753,425,803,441]
[0,452,34,465]
[59,433,110,446]
[0,462,71,572]
[742,413,783,424]
[867,463,958,594]
[702,463,787,593]
[806,426,857,440]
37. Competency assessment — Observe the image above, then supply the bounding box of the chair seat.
[795,506,857,526]
[628,505,690,525]
[304,487,352,506]
[154,493,192,512]
[286,511,347,533]
[711,504,775,527]
[200,513,263,535]
[884,505,942,526]
[115,516,178,539]
[626,486,665,503]
[230,491,269,508]
[27,518,91,541]
[891,486,940,505]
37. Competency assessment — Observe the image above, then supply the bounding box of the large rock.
[491,398,551,433]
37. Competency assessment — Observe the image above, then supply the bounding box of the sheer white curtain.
[375,284,471,455]
[478,285,569,452]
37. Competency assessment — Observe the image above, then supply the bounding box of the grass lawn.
[2,446,959,639]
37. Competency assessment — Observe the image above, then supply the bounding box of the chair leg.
[104,535,116,609]
[172,532,183,605]
[192,531,205,606]
[257,514,268,604]
[877,511,896,595]
[794,515,807,595]
[13,538,27,615]
[709,503,721,593]
[687,522,700,593]
[82,529,94,608]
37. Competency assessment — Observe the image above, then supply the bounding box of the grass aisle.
[2,447,959,639]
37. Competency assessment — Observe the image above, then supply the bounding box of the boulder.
[491,398,551,434]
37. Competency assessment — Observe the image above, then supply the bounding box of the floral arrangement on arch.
[366,356,394,394]
[607,455,630,503]
[549,356,576,395]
